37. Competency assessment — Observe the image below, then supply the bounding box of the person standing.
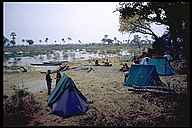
[95,59,99,66]
[46,70,52,95]
[55,70,61,87]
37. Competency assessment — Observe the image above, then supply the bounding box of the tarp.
[124,64,161,87]
[48,74,88,118]
[148,57,175,76]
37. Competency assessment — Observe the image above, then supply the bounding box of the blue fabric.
[124,64,161,87]
[48,74,88,118]
[48,74,71,106]
[148,57,175,76]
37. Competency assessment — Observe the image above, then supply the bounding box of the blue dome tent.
[148,57,175,76]
[124,65,161,88]
[48,74,89,118]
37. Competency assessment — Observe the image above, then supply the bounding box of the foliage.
[78,40,82,43]
[10,40,16,46]
[67,37,72,40]
[130,35,141,49]
[4,36,11,47]
[3,84,41,126]
[115,2,190,60]
[26,40,34,45]
[115,2,189,35]
[44,37,48,43]
[62,38,66,43]
[10,32,16,46]
[104,34,108,39]
[10,32,16,39]
[101,35,114,45]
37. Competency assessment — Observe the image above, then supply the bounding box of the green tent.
[124,64,161,88]
[48,74,88,118]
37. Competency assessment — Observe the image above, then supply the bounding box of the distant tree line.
[3,32,85,47]
[100,34,152,48]
[4,32,152,49]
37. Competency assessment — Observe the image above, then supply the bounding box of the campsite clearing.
[3,60,189,126]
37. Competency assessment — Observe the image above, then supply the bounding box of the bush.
[3,84,41,127]
[171,60,188,74]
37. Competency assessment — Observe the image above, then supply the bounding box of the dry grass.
[3,59,189,126]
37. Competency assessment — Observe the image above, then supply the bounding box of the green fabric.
[48,74,74,107]
[48,73,87,107]
[148,57,175,76]
[124,64,160,87]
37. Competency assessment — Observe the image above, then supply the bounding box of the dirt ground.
[3,60,189,127]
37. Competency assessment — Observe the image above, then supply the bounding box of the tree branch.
[138,14,168,25]
[130,22,158,38]
[136,20,158,38]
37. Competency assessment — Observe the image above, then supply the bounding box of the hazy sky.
[4,2,167,45]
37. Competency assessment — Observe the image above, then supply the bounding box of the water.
[3,49,131,93]
[4,49,130,69]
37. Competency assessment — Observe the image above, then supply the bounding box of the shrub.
[3,84,41,127]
